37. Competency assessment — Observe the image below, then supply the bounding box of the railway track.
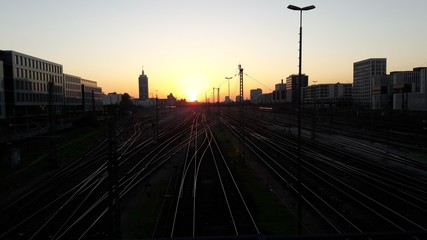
[221,109,427,238]
[153,112,259,238]
[2,106,426,239]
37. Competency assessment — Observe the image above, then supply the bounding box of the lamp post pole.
[288,4,315,235]
[226,77,232,103]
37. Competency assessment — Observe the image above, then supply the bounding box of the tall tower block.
[138,67,149,100]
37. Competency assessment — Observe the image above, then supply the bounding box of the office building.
[259,93,272,104]
[0,50,64,118]
[393,67,427,111]
[167,93,177,105]
[138,68,148,100]
[102,92,123,105]
[286,74,308,104]
[303,83,352,105]
[81,78,102,112]
[272,80,286,103]
[63,73,82,106]
[353,58,387,105]
[225,96,231,103]
[371,75,392,109]
[250,88,262,103]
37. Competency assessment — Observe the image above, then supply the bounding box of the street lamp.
[226,77,232,103]
[288,4,315,235]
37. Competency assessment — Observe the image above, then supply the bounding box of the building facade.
[138,69,148,100]
[272,81,286,103]
[81,78,102,112]
[250,88,262,103]
[102,92,123,105]
[353,58,387,106]
[63,73,82,106]
[0,50,64,118]
[303,83,352,104]
[286,74,308,104]
[372,75,392,109]
[393,67,427,111]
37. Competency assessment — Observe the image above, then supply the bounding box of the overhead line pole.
[217,87,220,103]
[239,64,245,161]
[226,77,232,103]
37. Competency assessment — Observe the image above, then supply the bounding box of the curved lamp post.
[288,4,315,235]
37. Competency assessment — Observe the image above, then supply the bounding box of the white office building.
[353,58,387,106]
[303,83,352,104]
[0,50,64,116]
[102,92,123,105]
[63,73,82,106]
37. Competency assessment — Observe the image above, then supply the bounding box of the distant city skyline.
[1,0,426,100]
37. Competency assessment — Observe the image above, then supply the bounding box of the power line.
[244,73,274,91]
[195,72,239,101]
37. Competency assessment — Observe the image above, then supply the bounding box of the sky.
[1,0,427,101]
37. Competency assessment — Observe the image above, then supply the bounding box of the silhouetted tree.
[120,93,132,116]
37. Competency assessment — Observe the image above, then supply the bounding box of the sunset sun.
[189,93,197,102]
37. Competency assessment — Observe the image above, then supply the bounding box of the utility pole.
[312,80,317,139]
[217,87,220,103]
[91,90,95,116]
[154,91,159,144]
[239,64,245,161]
[48,79,57,169]
[108,120,120,238]
[81,84,85,113]
[226,77,232,103]
[212,88,215,104]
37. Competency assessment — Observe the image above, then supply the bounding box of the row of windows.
[16,67,63,84]
[81,80,98,87]
[64,76,81,84]
[65,90,81,97]
[15,55,62,74]
[65,83,81,90]
[16,80,47,92]
[16,92,63,103]
[15,80,63,93]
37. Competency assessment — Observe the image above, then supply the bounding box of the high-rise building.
[353,58,386,105]
[138,68,148,100]
[286,74,308,104]
[273,80,286,103]
[250,88,262,103]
